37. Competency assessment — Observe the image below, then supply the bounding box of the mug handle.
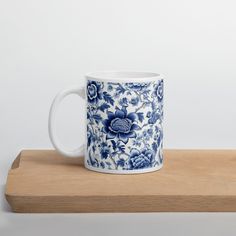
[48,86,86,157]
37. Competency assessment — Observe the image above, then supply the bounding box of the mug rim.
[85,71,164,83]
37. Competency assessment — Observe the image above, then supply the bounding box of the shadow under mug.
[48,71,164,174]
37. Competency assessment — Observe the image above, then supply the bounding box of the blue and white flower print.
[129,148,154,169]
[86,79,163,171]
[87,81,103,104]
[126,82,149,91]
[153,80,164,102]
[102,108,140,144]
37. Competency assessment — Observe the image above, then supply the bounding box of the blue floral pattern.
[129,148,154,169]
[87,81,103,104]
[102,108,140,144]
[86,79,163,171]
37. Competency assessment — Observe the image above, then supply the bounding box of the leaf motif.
[152,142,158,153]
[117,158,125,167]
[151,101,157,110]
[87,112,91,119]
[146,111,151,118]
[92,145,96,152]
[142,89,151,95]
[137,112,144,122]
[103,91,114,105]
[111,140,117,150]
[119,97,128,107]
[130,97,139,106]
[116,84,126,95]
[118,143,125,153]
[99,103,110,112]
[93,114,102,124]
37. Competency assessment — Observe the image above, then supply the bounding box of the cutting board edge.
[5,194,236,213]
[5,149,236,213]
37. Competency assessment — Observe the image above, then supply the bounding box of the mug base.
[84,163,163,174]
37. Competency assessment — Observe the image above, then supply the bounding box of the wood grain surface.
[5,150,236,212]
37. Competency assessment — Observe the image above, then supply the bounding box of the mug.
[48,71,164,174]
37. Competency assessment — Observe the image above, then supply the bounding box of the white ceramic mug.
[49,71,164,174]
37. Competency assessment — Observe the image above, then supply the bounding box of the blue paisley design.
[86,79,163,171]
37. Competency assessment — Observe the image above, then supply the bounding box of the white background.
[0,0,236,235]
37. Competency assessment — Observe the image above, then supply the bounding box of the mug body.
[85,72,164,174]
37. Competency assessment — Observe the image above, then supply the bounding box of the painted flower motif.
[117,158,125,167]
[148,111,160,124]
[147,128,153,136]
[142,130,149,140]
[87,129,92,147]
[129,148,154,169]
[154,126,163,147]
[100,162,105,168]
[87,81,103,104]
[126,82,149,91]
[154,80,163,102]
[102,108,140,144]
[87,127,95,147]
[107,84,113,91]
[99,142,110,159]
[119,97,128,107]
[130,97,139,106]
[132,135,142,147]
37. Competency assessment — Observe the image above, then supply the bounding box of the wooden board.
[5,150,236,213]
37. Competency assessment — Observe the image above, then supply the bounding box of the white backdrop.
[1,1,236,234]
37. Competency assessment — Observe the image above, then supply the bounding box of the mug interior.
[86,71,162,83]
